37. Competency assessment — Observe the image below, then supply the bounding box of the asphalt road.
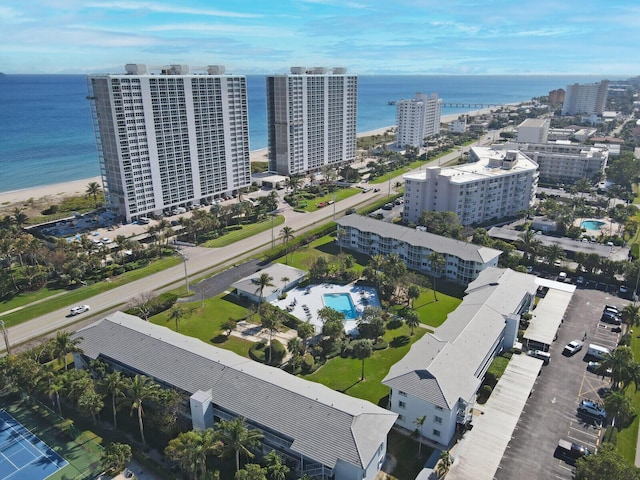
[495,288,626,480]
[1,139,487,353]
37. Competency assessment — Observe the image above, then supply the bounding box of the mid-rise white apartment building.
[266,67,357,176]
[336,215,502,285]
[497,141,608,183]
[561,80,609,116]
[403,147,538,226]
[395,93,442,148]
[87,64,251,223]
[516,118,550,143]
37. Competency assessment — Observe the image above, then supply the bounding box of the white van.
[587,344,611,360]
[528,349,551,365]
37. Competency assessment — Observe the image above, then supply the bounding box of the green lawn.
[296,187,361,213]
[302,326,427,406]
[615,333,640,462]
[411,289,463,328]
[0,256,181,326]
[150,292,254,357]
[202,215,285,248]
[386,428,433,480]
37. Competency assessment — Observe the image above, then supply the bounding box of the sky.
[1,0,638,75]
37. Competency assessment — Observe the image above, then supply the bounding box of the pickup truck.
[556,439,591,465]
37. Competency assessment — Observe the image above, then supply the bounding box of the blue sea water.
[0,73,614,193]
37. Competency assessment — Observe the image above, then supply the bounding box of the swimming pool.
[581,220,605,231]
[323,293,358,320]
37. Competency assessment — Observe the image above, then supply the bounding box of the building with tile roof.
[73,312,397,480]
[336,214,501,285]
[382,268,538,446]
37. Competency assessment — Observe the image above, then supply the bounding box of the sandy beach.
[0,108,493,208]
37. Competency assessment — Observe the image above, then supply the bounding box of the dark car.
[601,311,621,325]
[556,439,591,465]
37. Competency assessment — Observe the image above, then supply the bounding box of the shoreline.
[0,107,494,207]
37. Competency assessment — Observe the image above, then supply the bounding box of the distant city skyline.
[1,1,638,75]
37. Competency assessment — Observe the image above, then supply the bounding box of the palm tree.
[436,450,453,479]
[85,181,102,209]
[599,347,634,390]
[264,450,289,480]
[215,417,263,473]
[124,374,161,445]
[280,226,295,263]
[255,273,274,303]
[543,243,565,268]
[353,339,373,381]
[517,228,541,263]
[407,284,421,308]
[168,305,186,332]
[401,308,420,335]
[100,371,126,429]
[414,415,426,457]
[53,330,82,370]
[428,252,445,301]
[621,304,640,327]
[258,304,281,364]
[165,429,220,480]
[603,390,636,427]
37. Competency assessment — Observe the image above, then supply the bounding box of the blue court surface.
[0,410,67,480]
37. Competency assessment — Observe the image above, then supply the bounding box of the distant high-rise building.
[87,64,251,223]
[561,81,609,116]
[548,88,565,106]
[395,93,442,148]
[266,67,357,176]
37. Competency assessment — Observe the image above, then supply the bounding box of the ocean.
[0,73,614,193]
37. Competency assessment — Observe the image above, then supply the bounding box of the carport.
[523,280,576,351]
[447,355,543,479]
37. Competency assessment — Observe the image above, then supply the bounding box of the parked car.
[619,285,630,298]
[558,272,567,282]
[587,362,612,376]
[601,311,621,325]
[563,340,584,356]
[577,399,607,420]
[69,305,90,316]
[527,349,550,365]
[576,276,585,286]
[556,439,592,465]
[526,265,534,274]
[604,304,620,315]
[381,203,393,210]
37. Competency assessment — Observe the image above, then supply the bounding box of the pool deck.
[575,217,621,236]
[272,283,381,335]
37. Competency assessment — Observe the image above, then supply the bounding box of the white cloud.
[85,1,263,18]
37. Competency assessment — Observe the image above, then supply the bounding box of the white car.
[69,305,90,316]
[577,400,606,420]
[563,340,584,356]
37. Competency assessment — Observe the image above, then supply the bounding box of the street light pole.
[176,250,189,293]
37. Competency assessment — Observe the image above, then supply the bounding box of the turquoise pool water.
[323,293,358,320]
[581,220,605,231]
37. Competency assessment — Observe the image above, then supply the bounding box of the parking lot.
[495,287,626,479]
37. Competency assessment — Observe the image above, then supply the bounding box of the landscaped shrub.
[268,339,286,364]
[342,343,354,358]
[249,342,267,362]
[477,385,493,404]
[301,353,315,373]
[373,338,388,351]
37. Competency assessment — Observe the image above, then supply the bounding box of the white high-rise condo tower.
[87,64,251,223]
[266,67,358,176]
[395,93,442,149]
[561,80,609,116]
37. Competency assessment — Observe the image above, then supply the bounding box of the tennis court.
[0,410,67,480]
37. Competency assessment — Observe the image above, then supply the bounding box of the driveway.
[495,288,626,479]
